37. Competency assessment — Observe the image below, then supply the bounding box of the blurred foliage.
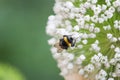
[0,0,63,80]
[0,63,25,80]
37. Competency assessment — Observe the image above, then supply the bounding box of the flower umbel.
[46,0,120,80]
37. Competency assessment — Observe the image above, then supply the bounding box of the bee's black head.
[63,35,73,43]
[67,36,73,43]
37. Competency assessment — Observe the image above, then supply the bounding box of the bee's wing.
[54,42,63,53]
[57,48,63,53]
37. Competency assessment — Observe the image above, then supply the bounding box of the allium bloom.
[46,0,120,80]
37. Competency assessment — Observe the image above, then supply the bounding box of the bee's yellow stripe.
[64,37,71,47]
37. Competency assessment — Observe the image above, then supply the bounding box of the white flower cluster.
[90,40,100,52]
[46,0,120,79]
[91,53,109,68]
[114,20,120,32]
[95,69,107,80]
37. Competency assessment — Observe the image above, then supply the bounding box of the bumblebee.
[54,35,76,52]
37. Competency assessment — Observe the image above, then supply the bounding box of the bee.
[54,35,76,53]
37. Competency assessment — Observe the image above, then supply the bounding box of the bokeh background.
[0,0,63,80]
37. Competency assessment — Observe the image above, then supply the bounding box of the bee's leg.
[71,40,76,47]
[64,46,68,49]
[59,39,63,46]
[71,43,75,47]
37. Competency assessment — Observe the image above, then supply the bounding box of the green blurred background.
[0,0,63,80]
